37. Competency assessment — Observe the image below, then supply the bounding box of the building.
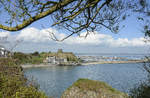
[43,56,67,64]
[43,49,78,64]
[0,45,9,57]
[44,56,56,64]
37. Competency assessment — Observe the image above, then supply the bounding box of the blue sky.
[0,12,149,54]
[30,14,145,38]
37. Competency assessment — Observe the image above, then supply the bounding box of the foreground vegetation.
[62,78,128,98]
[0,51,79,97]
[1,53,150,98]
[0,58,48,98]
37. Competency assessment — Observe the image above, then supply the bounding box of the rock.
[61,78,128,98]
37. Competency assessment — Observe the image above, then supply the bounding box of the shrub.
[32,51,39,56]
[12,52,44,64]
[0,58,48,98]
[129,82,150,98]
[14,86,47,98]
[12,52,31,64]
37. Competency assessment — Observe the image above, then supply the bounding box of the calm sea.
[24,54,149,98]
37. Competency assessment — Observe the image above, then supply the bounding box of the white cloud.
[17,27,67,42]
[63,32,101,45]
[5,27,148,47]
[109,37,147,47]
[0,32,10,44]
[17,27,49,42]
[65,31,148,47]
[0,31,10,37]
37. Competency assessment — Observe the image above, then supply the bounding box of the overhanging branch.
[0,0,75,31]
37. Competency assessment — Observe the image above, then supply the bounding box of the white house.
[0,45,9,57]
[44,56,67,64]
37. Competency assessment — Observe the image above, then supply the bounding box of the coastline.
[81,60,145,65]
[21,60,146,68]
[21,63,80,68]
[21,63,57,68]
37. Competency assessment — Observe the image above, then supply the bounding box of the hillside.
[12,50,79,65]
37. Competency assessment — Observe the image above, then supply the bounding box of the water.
[24,63,148,98]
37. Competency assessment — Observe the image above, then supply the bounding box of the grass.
[72,78,123,94]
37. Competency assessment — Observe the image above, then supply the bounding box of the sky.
[0,13,150,54]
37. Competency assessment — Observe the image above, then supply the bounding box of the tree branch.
[0,0,75,31]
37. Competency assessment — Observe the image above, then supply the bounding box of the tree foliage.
[0,0,149,40]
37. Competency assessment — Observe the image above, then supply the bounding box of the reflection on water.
[24,63,148,98]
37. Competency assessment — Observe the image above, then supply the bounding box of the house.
[43,56,67,64]
[43,49,78,64]
[44,56,57,64]
[0,45,9,57]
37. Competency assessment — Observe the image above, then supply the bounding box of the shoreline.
[21,63,57,68]
[21,60,146,68]
[21,63,80,68]
[81,60,145,65]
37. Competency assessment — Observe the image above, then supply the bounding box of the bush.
[32,51,39,56]
[129,82,150,98]
[0,58,48,98]
[12,52,44,64]
[14,86,47,98]
[12,52,31,64]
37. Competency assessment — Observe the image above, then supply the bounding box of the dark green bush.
[32,51,39,56]
[129,82,150,98]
